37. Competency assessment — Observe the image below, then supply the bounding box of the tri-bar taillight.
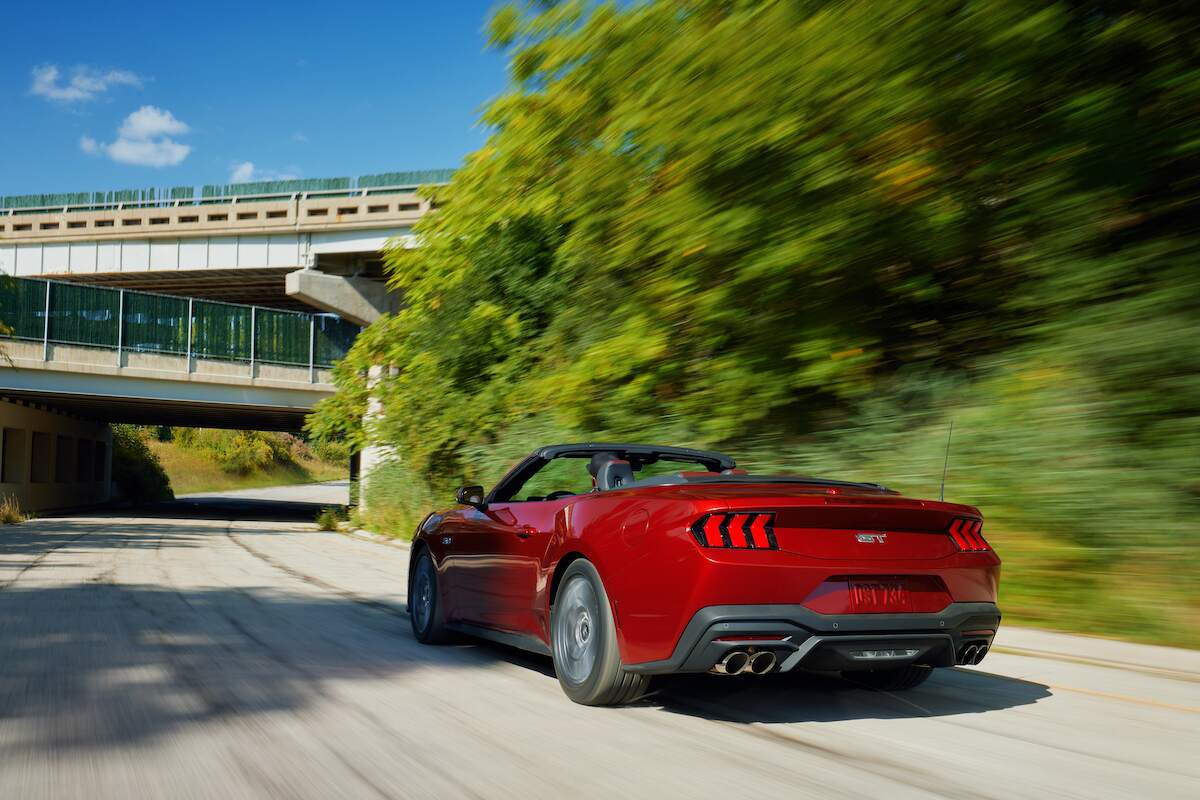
[948,518,990,552]
[691,512,778,549]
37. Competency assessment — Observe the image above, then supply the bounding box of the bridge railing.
[1,169,453,216]
[0,276,359,373]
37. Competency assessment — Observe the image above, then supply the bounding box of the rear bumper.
[623,602,1001,675]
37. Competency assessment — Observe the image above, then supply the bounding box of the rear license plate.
[848,579,913,613]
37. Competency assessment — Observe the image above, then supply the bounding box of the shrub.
[169,428,343,476]
[315,506,343,531]
[311,437,350,465]
[111,425,173,503]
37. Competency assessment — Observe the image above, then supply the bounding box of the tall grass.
[0,495,26,525]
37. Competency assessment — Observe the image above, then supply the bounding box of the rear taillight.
[690,512,778,549]
[948,518,990,552]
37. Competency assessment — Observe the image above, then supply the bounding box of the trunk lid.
[663,484,975,561]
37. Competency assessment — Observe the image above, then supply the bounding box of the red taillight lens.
[691,512,777,549]
[948,518,990,552]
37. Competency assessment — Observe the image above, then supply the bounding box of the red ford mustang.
[408,443,1001,705]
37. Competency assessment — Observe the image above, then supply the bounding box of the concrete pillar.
[285,270,401,327]
[356,365,394,515]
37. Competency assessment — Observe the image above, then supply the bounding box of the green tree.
[310,0,1200,643]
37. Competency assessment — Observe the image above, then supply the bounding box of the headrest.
[587,452,621,478]
[595,459,636,491]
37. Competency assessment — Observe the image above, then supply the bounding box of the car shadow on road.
[443,635,1050,722]
[640,666,1051,723]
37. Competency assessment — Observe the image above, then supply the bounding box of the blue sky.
[0,1,508,197]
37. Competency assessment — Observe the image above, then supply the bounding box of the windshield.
[497,454,723,502]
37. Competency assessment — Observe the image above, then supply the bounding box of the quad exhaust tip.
[711,649,777,676]
[958,642,990,665]
[748,651,776,675]
[713,651,751,675]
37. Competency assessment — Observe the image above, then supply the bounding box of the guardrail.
[0,182,446,217]
[0,276,359,377]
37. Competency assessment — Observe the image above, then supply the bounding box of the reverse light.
[690,512,777,549]
[948,518,990,552]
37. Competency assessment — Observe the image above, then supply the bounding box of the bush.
[315,506,343,531]
[111,425,173,503]
[169,428,345,476]
[311,437,350,465]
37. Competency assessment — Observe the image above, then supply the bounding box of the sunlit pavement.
[1,485,1196,799]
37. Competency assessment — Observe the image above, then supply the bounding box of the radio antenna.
[939,419,954,502]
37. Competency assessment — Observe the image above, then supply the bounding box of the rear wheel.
[409,550,450,644]
[551,560,648,706]
[845,664,933,691]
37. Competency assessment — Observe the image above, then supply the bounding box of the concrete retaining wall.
[0,397,111,512]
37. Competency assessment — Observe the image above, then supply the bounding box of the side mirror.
[455,485,487,509]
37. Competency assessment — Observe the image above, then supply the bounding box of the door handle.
[516,526,537,539]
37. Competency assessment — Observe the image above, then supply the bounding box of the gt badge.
[856,533,887,544]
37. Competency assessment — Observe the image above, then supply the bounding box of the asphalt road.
[2,484,1196,799]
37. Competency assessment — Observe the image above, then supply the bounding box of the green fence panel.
[315,316,359,367]
[0,277,49,339]
[255,307,311,366]
[358,169,454,189]
[2,277,359,366]
[47,282,120,347]
[123,292,189,355]
[191,300,252,361]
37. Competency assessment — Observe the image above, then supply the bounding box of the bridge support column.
[285,270,400,327]
[356,365,394,515]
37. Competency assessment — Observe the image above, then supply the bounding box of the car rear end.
[616,484,1000,679]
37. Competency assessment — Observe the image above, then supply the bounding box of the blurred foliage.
[311,0,1200,644]
[111,425,173,503]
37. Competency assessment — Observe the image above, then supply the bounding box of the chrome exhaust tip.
[960,645,978,665]
[711,650,751,675]
[748,651,777,675]
[973,644,988,664]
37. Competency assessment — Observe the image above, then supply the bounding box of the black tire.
[845,664,934,691]
[550,560,649,706]
[409,549,451,644]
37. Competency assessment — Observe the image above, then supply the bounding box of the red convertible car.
[408,443,1001,705]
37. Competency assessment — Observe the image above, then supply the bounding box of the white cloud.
[106,136,191,167]
[31,64,141,102]
[291,132,308,143]
[228,161,300,183]
[230,161,256,182]
[80,105,191,167]
[117,105,188,140]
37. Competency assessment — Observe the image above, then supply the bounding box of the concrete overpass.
[1,171,444,510]
[0,170,448,322]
